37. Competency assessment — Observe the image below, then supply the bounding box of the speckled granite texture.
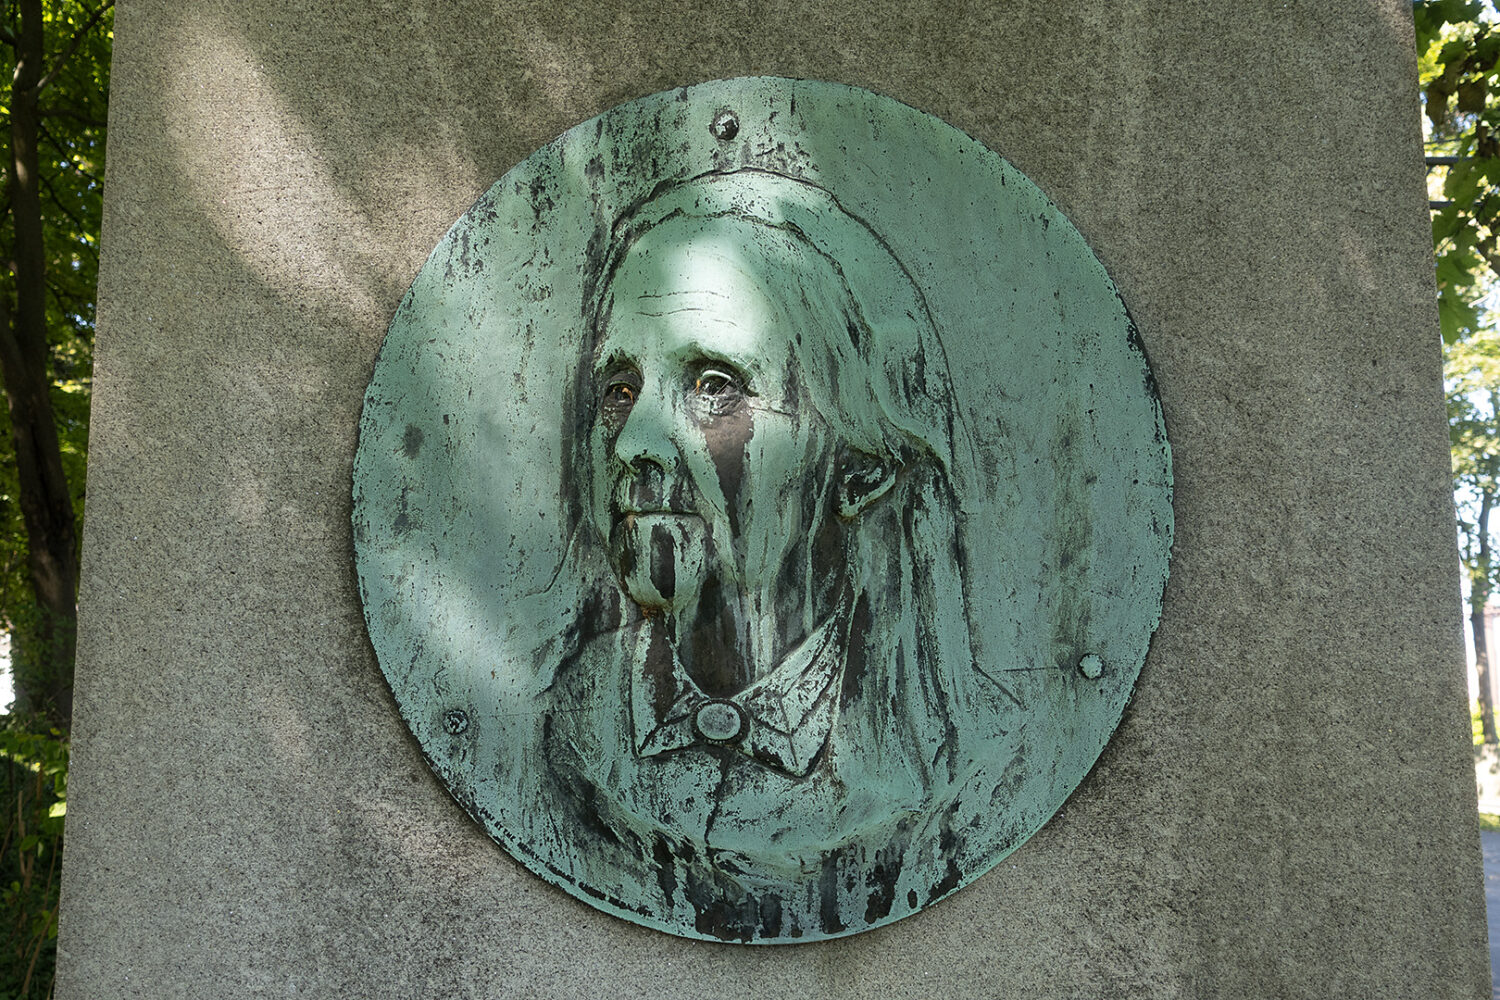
[55,3,1489,997]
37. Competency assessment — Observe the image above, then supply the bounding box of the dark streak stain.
[649,521,676,604]
[841,590,873,707]
[759,894,783,938]
[645,625,679,720]
[652,834,678,905]
[528,173,556,222]
[392,483,412,535]
[687,575,743,695]
[704,396,752,539]
[564,773,623,850]
[927,859,962,904]
[682,863,762,943]
[864,860,899,923]
[401,424,424,458]
[818,856,847,934]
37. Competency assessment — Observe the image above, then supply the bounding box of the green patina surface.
[352,77,1172,943]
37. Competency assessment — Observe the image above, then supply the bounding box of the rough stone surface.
[55,2,1488,997]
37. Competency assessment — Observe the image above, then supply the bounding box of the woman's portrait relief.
[354,78,1172,942]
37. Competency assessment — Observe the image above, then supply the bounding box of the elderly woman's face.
[588,222,835,612]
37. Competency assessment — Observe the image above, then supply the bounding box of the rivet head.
[1079,654,1104,680]
[709,110,739,142]
[443,709,470,735]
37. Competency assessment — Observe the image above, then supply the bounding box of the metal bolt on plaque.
[353,77,1172,943]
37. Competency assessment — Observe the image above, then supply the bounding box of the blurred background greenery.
[0,2,1485,996]
[0,1,109,995]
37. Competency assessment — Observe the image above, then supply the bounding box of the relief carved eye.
[600,370,641,422]
[692,365,749,416]
[695,368,738,396]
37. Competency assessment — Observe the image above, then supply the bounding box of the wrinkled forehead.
[594,215,827,373]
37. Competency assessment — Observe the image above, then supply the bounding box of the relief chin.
[611,512,708,612]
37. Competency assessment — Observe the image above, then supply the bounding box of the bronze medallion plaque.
[353,77,1172,943]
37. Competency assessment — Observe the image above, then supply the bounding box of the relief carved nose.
[613,394,680,472]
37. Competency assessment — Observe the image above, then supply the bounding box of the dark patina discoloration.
[351,77,1172,944]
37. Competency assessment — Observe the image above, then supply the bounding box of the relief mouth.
[612,467,702,520]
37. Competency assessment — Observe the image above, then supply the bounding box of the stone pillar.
[56,2,1488,997]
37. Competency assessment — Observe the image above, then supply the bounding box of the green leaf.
[1446,162,1485,203]
[1443,36,1476,65]
[1461,79,1489,112]
[1441,293,1480,343]
[1438,248,1478,290]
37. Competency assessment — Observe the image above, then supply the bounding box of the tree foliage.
[0,721,65,999]
[1446,332,1500,742]
[0,2,108,996]
[1418,0,1500,341]
[1419,0,1500,744]
[0,0,110,726]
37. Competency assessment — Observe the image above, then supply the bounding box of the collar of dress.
[629,610,847,778]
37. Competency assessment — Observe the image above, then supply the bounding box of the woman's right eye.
[603,381,635,406]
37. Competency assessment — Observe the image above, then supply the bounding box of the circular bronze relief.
[353,77,1172,943]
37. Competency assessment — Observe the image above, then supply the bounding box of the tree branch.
[37,172,93,255]
[37,106,104,128]
[43,276,95,329]
[36,121,100,188]
[34,0,112,94]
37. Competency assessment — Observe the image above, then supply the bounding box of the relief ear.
[837,450,898,519]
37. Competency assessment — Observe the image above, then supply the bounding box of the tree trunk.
[0,0,79,724]
[1473,489,1499,745]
